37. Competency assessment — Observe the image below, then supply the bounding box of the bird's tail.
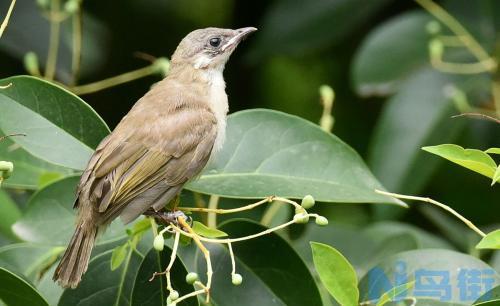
[53,223,98,288]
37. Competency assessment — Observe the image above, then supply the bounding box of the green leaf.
[352,11,432,96]
[0,243,63,282]
[422,144,497,179]
[368,69,466,195]
[0,190,21,240]
[191,221,228,238]
[359,249,500,304]
[58,236,152,306]
[188,109,404,206]
[131,248,198,306]
[376,281,415,306]
[110,243,129,271]
[0,75,110,170]
[12,176,126,246]
[0,131,74,190]
[201,219,323,306]
[485,148,500,155]
[476,230,500,250]
[473,285,500,306]
[492,165,500,186]
[310,242,359,306]
[249,0,392,58]
[0,267,49,306]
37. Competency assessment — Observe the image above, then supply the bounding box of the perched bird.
[53,27,257,288]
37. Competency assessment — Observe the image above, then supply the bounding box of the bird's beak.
[221,27,257,51]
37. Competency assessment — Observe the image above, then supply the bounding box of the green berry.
[301,195,315,209]
[0,161,14,179]
[64,0,79,14]
[315,216,329,226]
[169,290,179,301]
[153,234,164,251]
[185,272,198,284]
[426,21,441,35]
[293,213,309,224]
[23,52,39,76]
[232,273,243,285]
[429,39,444,58]
[36,0,50,9]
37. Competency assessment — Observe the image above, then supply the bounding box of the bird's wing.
[77,94,218,224]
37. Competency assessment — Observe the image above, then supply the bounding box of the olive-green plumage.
[53,27,256,288]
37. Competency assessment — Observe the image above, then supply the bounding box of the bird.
[53,26,257,289]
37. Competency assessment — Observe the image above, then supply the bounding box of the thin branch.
[452,112,500,124]
[0,133,26,142]
[374,189,486,237]
[0,0,16,38]
[70,8,82,85]
[70,64,159,95]
[45,0,61,80]
[416,0,494,65]
[207,195,219,229]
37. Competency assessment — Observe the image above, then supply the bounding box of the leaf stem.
[70,64,161,95]
[416,0,495,65]
[0,0,16,39]
[207,195,219,229]
[70,7,82,85]
[374,189,486,237]
[45,0,61,80]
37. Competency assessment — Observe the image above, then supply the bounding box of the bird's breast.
[205,69,229,154]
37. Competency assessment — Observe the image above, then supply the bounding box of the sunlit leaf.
[422,144,497,179]
[376,281,415,306]
[311,242,359,306]
[476,230,500,250]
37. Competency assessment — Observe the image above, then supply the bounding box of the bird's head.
[170,27,257,71]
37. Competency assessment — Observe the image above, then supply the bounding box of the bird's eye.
[209,37,221,47]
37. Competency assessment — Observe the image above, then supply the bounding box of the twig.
[70,8,82,85]
[45,0,61,80]
[374,189,486,237]
[207,195,219,229]
[0,0,16,39]
[452,112,500,124]
[416,0,494,65]
[0,133,26,142]
[70,64,160,95]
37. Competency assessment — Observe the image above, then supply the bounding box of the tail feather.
[53,224,97,288]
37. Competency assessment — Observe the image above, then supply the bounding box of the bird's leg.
[176,216,213,304]
[143,208,192,228]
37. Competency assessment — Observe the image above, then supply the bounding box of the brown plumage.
[53,27,256,288]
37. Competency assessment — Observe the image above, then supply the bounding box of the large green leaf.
[249,0,392,57]
[368,68,466,195]
[473,285,500,306]
[359,249,500,305]
[423,144,498,180]
[188,109,403,206]
[352,11,432,96]
[58,236,152,306]
[198,219,322,306]
[0,267,49,306]
[131,248,198,306]
[0,243,62,282]
[311,242,359,306]
[0,76,110,170]
[12,176,125,246]
[0,190,21,240]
